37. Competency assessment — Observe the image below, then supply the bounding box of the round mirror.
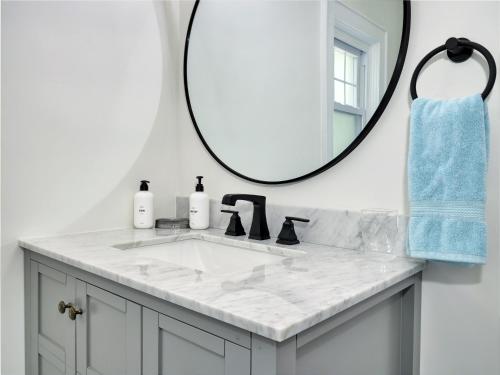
[184,0,410,184]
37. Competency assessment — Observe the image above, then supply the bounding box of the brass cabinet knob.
[68,305,83,320]
[58,301,83,320]
[58,301,71,314]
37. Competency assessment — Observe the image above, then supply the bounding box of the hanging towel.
[408,94,489,264]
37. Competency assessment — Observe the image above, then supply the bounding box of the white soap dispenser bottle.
[189,176,209,230]
[134,180,154,229]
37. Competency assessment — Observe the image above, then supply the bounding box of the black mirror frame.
[183,0,411,185]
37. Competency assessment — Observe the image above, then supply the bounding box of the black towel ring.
[410,37,497,100]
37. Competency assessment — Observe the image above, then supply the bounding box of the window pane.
[334,80,345,104]
[345,53,357,84]
[333,111,361,157]
[334,48,345,80]
[345,84,356,107]
[353,56,358,85]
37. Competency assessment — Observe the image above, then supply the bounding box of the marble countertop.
[19,228,424,342]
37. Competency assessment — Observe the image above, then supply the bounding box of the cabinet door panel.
[30,261,76,375]
[224,342,251,375]
[39,353,66,375]
[76,281,141,375]
[296,293,403,375]
[161,327,225,375]
[143,307,250,375]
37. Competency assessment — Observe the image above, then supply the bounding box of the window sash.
[334,102,364,116]
[333,38,366,121]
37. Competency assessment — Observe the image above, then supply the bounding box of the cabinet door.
[29,261,76,375]
[142,307,250,375]
[75,281,141,375]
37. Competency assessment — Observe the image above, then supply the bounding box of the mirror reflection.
[186,0,406,182]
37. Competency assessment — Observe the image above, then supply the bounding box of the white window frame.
[320,0,387,161]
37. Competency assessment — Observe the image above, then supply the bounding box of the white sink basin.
[116,238,298,275]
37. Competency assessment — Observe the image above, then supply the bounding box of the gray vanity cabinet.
[142,308,250,375]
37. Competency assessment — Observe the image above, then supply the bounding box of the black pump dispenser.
[195,176,204,192]
[140,180,150,191]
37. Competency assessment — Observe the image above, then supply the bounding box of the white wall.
[1,1,179,374]
[178,1,500,374]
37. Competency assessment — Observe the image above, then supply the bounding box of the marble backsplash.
[176,197,408,256]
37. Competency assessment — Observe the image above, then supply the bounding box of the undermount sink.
[114,237,303,275]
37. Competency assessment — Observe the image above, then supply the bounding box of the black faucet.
[221,194,270,240]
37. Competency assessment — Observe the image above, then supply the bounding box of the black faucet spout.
[221,194,270,240]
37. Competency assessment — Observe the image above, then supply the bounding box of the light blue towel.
[408,94,489,264]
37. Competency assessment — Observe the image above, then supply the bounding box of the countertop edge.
[19,234,425,342]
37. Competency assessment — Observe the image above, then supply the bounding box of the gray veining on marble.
[20,228,423,342]
[176,197,409,256]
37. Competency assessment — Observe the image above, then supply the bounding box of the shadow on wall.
[63,1,181,233]
[423,262,483,285]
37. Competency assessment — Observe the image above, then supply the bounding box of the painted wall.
[1,1,179,373]
[178,1,500,374]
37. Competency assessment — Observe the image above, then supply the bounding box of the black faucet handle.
[221,209,246,236]
[276,216,310,245]
[285,216,310,223]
